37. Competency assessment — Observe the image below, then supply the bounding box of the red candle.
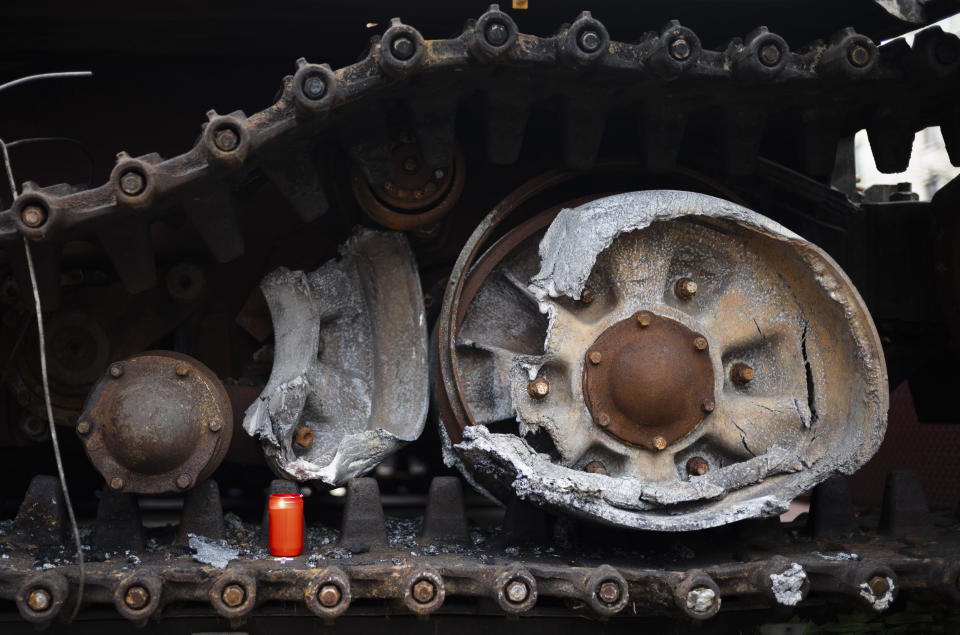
[269,493,304,557]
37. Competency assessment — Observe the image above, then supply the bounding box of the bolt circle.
[175,473,193,489]
[506,579,529,603]
[124,585,150,610]
[20,204,48,228]
[589,351,603,365]
[485,22,509,46]
[670,37,692,61]
[302,74,327,100]
[412,579,436,604]
[213,127,239,152]
[119,171,145,196]
[759,42,782,66]
[527,377,550,399]
[578,30,601,53]
[693,337,708,351]
[109,363,124,378]
[110,477,125,490]
[27,588,51,612]
[686,456,710,476]
[391,36,416,60]
[318,584,342,607]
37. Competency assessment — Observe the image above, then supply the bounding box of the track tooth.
[638,102,686,172]
[8,240,61,311]
[563,95,606,169]
[260,479,301,547]
[807,476,856,538]
[184,189,245,262]
[409,95,458,170]
[420,477,469,544]
[867,123,915,173]
[97,218,157,293]
[262,144,330,223]
[339,477,387,549]
[175,480,225,545]
[10,475,65,546]
[720,106,767,175]
[93,488,144,553]
[942,108,960,167]
[338,110,394,184]
[484,89,531,164]
[879,469,929,535]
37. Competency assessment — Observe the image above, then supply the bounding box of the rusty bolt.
[693,337,708,351]
[20,204,47,228]
[124,585,150,610]
[433,168,445,180]
[109,363,124,378]
[119,170,145,196]
[578,30,601,53]
[175,363,190,377]
[76,420,92,435]
[848,44,871,68]
[221,584,246,608]
[598,581,621,604]
[318,584,341,607]
[589,351,603,365]
[579,287,596,304]
[701,399,716,413]
[686,456,709,476]
[636,311,653,327]
[302,74,326,100]
[730,362,754,385]
[214,127,239,152]
[652,435,667,451]
[294,426,314,448]
[175,473,193,489]
[402,156,419,173]
[506,579,529,603]
[110,477,125,490]
[485,22,509,47]
[412,579,436,604]
[208,419,223,433]
[26,588,51,612]
[390,36,416,60]
[868,576,889,597]
[759,42,781,66]
[597,413,611,428]
[674,278,698,299]
[669,37,692,61]
[584,460,607,474]
[527,377,550,399]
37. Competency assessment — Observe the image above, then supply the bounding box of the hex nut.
[652,435,667,451]
[506,579,529,603]
[636,311,653,327]
[124,585,150,610]
[412,579,436,604]
[730,362,755,385]
[686,456,709,476]
[485,22,509,46]
[318,584,341,608]
[294,426,315,448]
[589,351,603,364]
[214,127,239,152]
[674,278,698,299]
[527,377,550,399]
[208,420,223,433]
[110,477,125,490]
[579,287,596,304]
[109,364,124,378]
[848,44,871,67]
[27,588,51,612]
[20,204,47,228]
[76,421,92,435]
[175,363,190,377]
[391,36,416,60]
[868,576,890,597]
[301,74,326,100]
[221,584,246,608]
[759,42,781,66]
[175,473,193,490]
[693,337,708,351]
[670,37,692,60]
[119,171,145,196]
[598,581,621,604]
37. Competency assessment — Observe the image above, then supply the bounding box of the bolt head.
[20,204,47,228]
[110,477,125,490]
[402,156,419,173]
[302,74,326,99]
[701,399,715,413]
[109,363,124,378]
[597,413,611,427]
[175,473,193,489]
[221,584,246,608]
[674,278,698,299]
[412,579,436,604]
[578,30,601,53]
[693,337,708,351]
[730,362,755,385]
[214,127,239,152]
[868,575,889,597]
[27,588,51,612]
[669,37,691,61]
[433,168,445,180]
[294,426,315,448]
[124,585,150,610]
[390,35,416,60]
[584,460,607,474]
[175,363,190,377]
[686,456,709,476]
[589,350,603,365]
[318,583,341,607]
[686,586,715,613]
[208,419,223,433]
[848,44,871,68]
[759,42,781,66]
[527,377,550,399]
[598,581,621,604]
[485,22,509,47]
[506,579,528,603]
[579,287,596,304]
[119,170,146,196]
[76,420,91,435]
[636,311,653,327]
[652,435,667,451]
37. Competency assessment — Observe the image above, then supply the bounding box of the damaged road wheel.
[436,190,888,531]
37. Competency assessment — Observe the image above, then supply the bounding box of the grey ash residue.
[188,534,240,569]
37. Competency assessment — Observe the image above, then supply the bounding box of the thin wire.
[0,71,92,95]
[0,71,91,619]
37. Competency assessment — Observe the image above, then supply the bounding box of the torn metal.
[444,190,888,530]
[244,228,428,484]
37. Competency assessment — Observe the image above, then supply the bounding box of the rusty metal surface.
[243,228,428,485]
[77,351,233,494]
[440,190,888,531]
[582,311,715,450]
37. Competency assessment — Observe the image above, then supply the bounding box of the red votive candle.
[269,493,304,557]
